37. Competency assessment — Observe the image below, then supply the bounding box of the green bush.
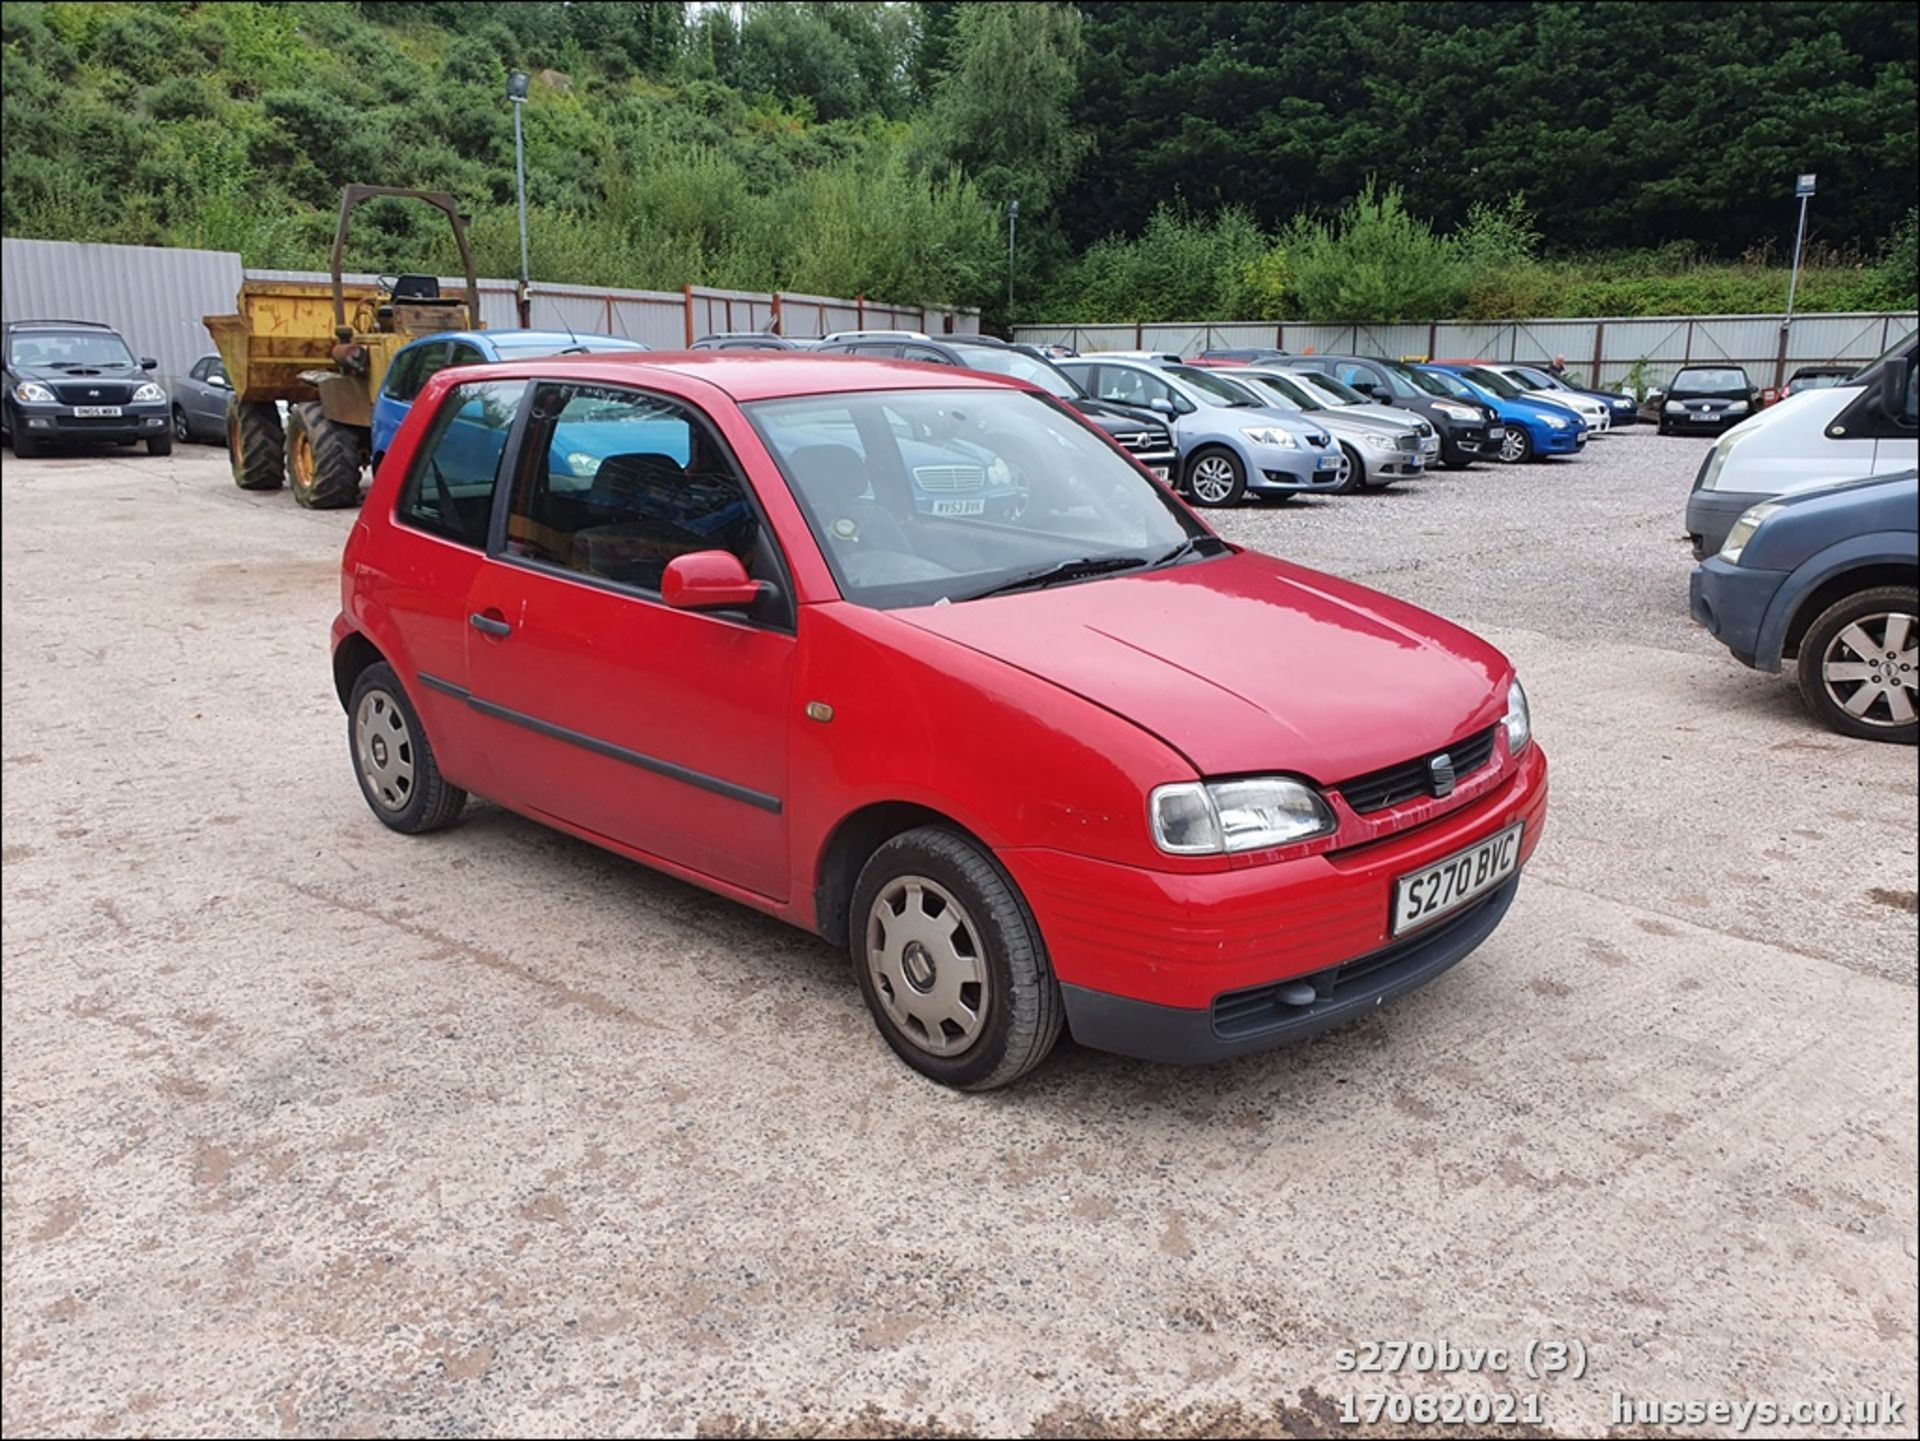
[1283,182,1464,323]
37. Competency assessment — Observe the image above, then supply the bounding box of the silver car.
[1058,356,1346,506]
[171,351,232,444]
[1228,367,1435,491]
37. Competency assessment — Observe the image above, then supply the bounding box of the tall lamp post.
[1778,172,1815,390]
[507,69,532,326]
[1007,199,1019,323]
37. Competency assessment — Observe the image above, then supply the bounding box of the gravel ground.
[2,425,1915,1438]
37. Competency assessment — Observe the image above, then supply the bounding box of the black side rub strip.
[416,671,782,814]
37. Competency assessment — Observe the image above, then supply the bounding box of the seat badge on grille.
[1428,752,1456,797]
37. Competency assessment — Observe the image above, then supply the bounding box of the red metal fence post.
[770,291,783,335]
[856,293,866,328]
[1591,321,1605,388]
[682,285,695,348]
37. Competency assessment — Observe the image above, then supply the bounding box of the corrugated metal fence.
[2,237,978,387]
[1014,313,1917,392]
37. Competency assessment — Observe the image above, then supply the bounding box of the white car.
[1453,363,1611,432]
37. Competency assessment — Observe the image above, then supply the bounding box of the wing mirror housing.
[140,357,158,370]
[662,551,767,611]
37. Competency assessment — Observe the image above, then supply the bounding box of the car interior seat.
[784,444,912,553]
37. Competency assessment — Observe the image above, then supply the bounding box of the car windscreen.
[7,331,137,369]
[1164,365,1264,407]
[1404,366,1478,401]
[745,388,1210,611]
[1458,367,1525,400]
[489,336,650,357]
[950,345,1081,400]
[1496,368,1548,391]
[1240,373,1324,410]
[1293,370,1368,405]
[1671,368,1750,394]
[1511,366,1566,389]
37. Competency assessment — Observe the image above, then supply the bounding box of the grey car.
[1228,367,1435,491]
[1059,356,1345,506]
[172,351,233,444]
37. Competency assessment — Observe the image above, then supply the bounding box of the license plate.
[1316,454,1342,470]
[1488,426,1506,439]
[73,405,122,418]
[930,498,985,516]
[1392,823,1523,936]
[1420,437,1440,455]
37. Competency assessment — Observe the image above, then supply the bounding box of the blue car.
[370,329,650,467]
[1690,470,1917,743]
[1410,364,1586,463]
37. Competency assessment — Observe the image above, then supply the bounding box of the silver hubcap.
[1190,456,1236,503]
[1500,431,1526,462]
[1822,612,1917,728]
[354,689,416,810]
[866,876,988,1057]
[1334,450,1354,488]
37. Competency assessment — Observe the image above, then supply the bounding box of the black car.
[691,332,815,351]
[2,319,171,457]
[1653,366,1760,435]
[1780,364,1856,400]
[812,334,1180,477]
[1276,354,1499,467]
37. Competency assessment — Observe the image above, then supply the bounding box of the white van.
[1686,330,1917,556]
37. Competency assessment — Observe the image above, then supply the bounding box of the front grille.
[1393,435,1421,453]
[1118,430,1172,454]
[913,464,984,493]
[59,415,140,429]
[1336,725,1499,814]
[53,381,134,404]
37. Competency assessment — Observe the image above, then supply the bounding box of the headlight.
[132,382,165,403]
[1664,400,1685,413]
[1697,428,1748,491]
[1363,432,1394,447]
[13,381,55,403]
[1504,678,1532,755]
[1149,776,1335,855]
[1719,501,1782,564]
[565,451,603,476]
[1544,415,1568,429]
[1240,426,1297,448]
[1727,399,1749,413]
[1435,402,1479,421]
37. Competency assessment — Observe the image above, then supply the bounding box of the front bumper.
[1534,425,1583,455]
[1247,446,1347,494]
[1438,423,1495,463]
[9,401,169,443]
[1005,742,1549,1064]
[1685,488,1766,560]
[1351,437,1428,480]
[1689,555,1788,671]
[1663,407,1746,432]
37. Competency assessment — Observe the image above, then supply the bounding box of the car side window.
[901,346,953,365]
[388,342,450,402]
[189,357,212,382]
[503,382,763,596]
[447,341,487,369]
[395,379,525,549]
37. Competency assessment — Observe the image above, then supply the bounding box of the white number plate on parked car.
[930,498,986,517]
[1392,823,1522,935]
[73,405,122,418]
[1316,454,1342,470]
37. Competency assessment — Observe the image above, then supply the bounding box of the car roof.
[440,350,1022,403]
[5,318,120,331]
[400,329,646,351]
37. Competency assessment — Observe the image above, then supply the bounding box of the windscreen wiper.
[959,553,1150,602]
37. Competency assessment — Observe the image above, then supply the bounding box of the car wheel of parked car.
[1499,429,1532,463]
[1794,587,1918,744]
[146,431,172,456]
[1334,442,1365,495]
[286,402,363,510]
[8,424,44,459]
[347,663,469,831]
[850,827,1064,1090]
[172,406,192,443]
[228,396,286,490]
[1185,447,1247,507]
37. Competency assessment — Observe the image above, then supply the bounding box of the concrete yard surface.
[2,430,1915,1438]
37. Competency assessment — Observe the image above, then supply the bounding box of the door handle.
[469,612,512,637]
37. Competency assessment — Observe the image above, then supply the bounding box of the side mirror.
[1148,397,1175,415]
[210,372,231,389]
[1883,363,1915,424]
[140,357,158,370]
[662,550,766,611]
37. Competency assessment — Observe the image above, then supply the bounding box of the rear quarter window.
[395,379,526,548]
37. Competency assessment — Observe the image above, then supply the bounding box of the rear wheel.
[1185,446,1247,507]
[228,397,285,490]
[850,827,1063,1090]
[286,401,364,509]
[1794,588,1918,744]
[347,663,468,831]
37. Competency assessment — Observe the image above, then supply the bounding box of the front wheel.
[850,827,1063,1090]
[1439,455,1472,470]
[286,402,364,509]
[9,423,43,459]
[146,432,172,456]
[1794,587,1918,743]
[1499,427,1533,464]
[1184,446,1247,507]
[1333,442,1365,494]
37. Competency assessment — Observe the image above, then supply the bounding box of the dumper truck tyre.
[228,397,285,491]
[286,402,363,510]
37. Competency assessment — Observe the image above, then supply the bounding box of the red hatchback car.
[333,353,1548,1089]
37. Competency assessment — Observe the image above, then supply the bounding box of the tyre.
[1440,455,1472,470]
[228,396,285,490]
[172,406,191,443]
[1499,427,1533,463]
[146,431,172,456]
[1184,446,1247,507]
[347,662,468,831]
[850,827,1064,1090]
[1793,586,1918,744]
[1333,442,1365,495]
[1657,419,1671,436]
[286,402,364,510]
[9,425,43,459]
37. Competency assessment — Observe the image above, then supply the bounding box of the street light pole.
[1007,199,1019,321]
[1778,172,1815,391]
[508,69,532,326]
